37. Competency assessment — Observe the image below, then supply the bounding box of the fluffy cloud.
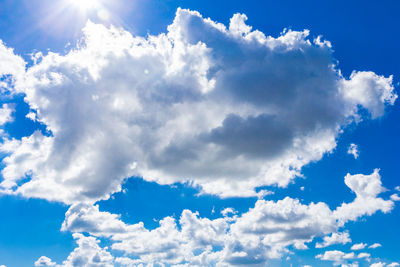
[61,233,114,267]
[33,234,114,267]
[390,194,400,201]
[357,252,370,259]
[315,250,355,266]
[333,169,394,225]
[0,40,25,78]
[0,8,396,203]
[351,243,368,250]
[348,143,359,159]
[0,104,14,126]
[315,231,351,248]
[369,243,382,249]
[56,170,393,266]
[34,256,56,266]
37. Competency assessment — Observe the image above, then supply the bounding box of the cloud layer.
[56,170,393,266]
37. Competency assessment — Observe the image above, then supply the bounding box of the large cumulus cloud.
[0,8,396,203]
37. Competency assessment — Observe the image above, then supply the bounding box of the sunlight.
[69,0,100,11]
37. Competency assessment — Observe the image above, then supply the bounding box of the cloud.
[315,231,351,248]
[348,143,359,159]
[351,243,368,250]
[34,256,56,266]
[61,233,114,267]
[0,104,14,126]
[315,250,355,266]
[0,9,396,203]
[58,170,394,266]
[368,243,382,249]
[357,252,370,259]
[334,169,394,225]
[0,40,25,78]
[390,194,400,201]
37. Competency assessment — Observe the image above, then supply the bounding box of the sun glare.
[70,0,100,11]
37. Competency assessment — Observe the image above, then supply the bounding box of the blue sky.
[0,0,399,266]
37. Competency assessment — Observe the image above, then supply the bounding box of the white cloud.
[334,169,394,225]
[0,8,396,203]
[370,263,386,267]
[34,256,56,266]
[390,194,400,201]
[368,243,382,249]
[348,143,359,159]
[351,243,367,250]
[388,263,400,267]
[315,231,351,248]
[315,250,355,266]
[357,252,370,259]
[340,71,397,119]
[62,233,114,267]
[0,40,25,78]
[221,207,238,217]
[0,104,14,125]
[59,170,394,266]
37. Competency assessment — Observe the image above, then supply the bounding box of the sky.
[0,0,399,266]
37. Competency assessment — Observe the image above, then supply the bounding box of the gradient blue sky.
[0,1,399,266]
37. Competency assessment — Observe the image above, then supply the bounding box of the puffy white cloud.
[0,104,14,126]
[62,233,114,267]
[340,71,397,119]
[357,252,371,259]
[348,143,359,159]
[334,169,394,225]
[221,207,238,217]
[368,243,382,249]
[0,40,25,78]
[351,243,368,250]
[0,8,396,203]
[34,256,56,266]
[387,263,400,267]
[61,203,127,237]
[370,263,386,267]
[390,194,400,201]
[315,250,355,266]
[35,234,114,267]
[315,231,351,248]
[60,170,394,266]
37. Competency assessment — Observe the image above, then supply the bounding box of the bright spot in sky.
[69,0,100,11]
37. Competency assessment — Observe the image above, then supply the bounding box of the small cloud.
[390,194,400,201]
[221,207,237,217]
[368,243,382,249]
[0,104,14,125]
[347,143,359,159]
[316,231,351,248]
[351,243,367,250]
[357,252,370,259]
[34,256,56,266]
[26,112,37,121]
